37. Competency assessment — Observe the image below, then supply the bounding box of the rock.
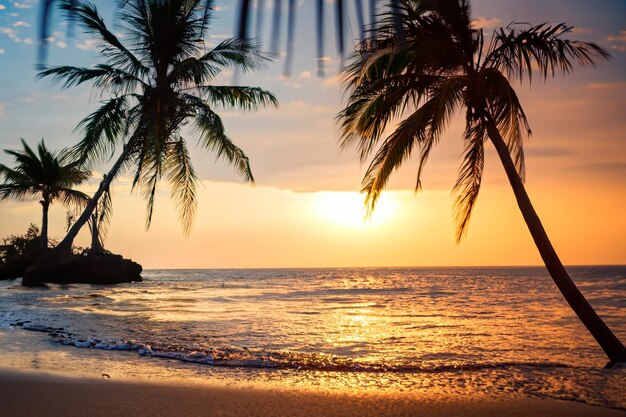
[22,252,142,286]
[0,258,35,280]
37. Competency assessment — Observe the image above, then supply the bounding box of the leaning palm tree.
[36,0,277,255]
[0,139,91,253]
[337,0,625,363]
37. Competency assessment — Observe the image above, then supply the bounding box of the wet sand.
[0,369,623,417]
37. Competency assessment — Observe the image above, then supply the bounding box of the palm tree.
[0,139,91,253]
[337,0,625,363]
[36,0,277,255]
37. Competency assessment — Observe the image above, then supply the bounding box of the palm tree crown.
[0,139,91,251]
[39,0,277,236]
[339,0,608,240]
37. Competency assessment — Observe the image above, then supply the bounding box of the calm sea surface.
[0,266,624,409]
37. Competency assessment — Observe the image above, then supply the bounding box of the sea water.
[0,266,624,409]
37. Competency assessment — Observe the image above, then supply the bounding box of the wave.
[12,320,572,374]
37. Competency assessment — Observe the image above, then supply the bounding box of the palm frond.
[480,67,530,180]
[165,139,198,236]
[196,86,277,111]
[73,95,130,164]
[452,119,485,241]
[37,65,145,95]
[0,183,40,202]
[193,105,254,183]
[485,22,610,84]
[361,79,464,212]
[56,187,90,209]
[60,0,148,78]
[199,38,269,73]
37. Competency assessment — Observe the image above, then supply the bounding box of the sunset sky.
[0,0,624,268]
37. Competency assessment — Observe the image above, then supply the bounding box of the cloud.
[75,38,98,50]
[209,33,230,40]
[472,17,502,29]
[13,20,30,27]
[322,73,343,87]
[12,2,31,9]
[571,27,592,35]
[299,71,312,79]
[586,81,626,91]
[525,147,575,158]
[0,26,21,42]
[285,100,333,114]
[607,30,626,42]
[607,30,626,52]
[0,4,5,10]
[56,41,67,48]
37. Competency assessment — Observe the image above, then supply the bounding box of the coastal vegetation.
[0,139,90,254]
[336,0,625,362]
[0,225,41,280]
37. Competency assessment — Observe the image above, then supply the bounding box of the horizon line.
[141,264,626,271]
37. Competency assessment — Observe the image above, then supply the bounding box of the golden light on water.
[314,192,398,228]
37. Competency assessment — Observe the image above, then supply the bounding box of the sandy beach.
[0,369,623,417]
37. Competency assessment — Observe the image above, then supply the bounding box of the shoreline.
[1,369,624,417]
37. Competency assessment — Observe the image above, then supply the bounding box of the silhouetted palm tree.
[38,0,277,253]
[0,139,90,253]
[337,0,625,363]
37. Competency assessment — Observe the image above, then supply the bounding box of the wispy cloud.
[0,4,6,10]
[607,30,626,52]
[0,48,4,55]
[586,81,626,91]
[12,2,32,9]
[13,20,30,27]
[0,26,21,42]
[472,17,502,29]
[75,38,98,50]
[571,27,592,35]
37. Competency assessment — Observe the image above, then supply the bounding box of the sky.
[0,0,625,269]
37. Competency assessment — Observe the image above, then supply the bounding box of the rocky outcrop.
[22,252,142,286]
[0,258,34,280]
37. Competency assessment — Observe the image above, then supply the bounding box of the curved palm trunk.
[486,121,626,364]
[40,200,50,254]
[54,150,127,253]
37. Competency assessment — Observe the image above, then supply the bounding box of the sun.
[314,192,397,228]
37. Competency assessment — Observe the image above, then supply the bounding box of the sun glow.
[314,192,398,228]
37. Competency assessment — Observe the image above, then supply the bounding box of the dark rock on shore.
[0,258,34,280]
[22,252,142,286]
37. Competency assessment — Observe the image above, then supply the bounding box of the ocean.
[0,266,624,410]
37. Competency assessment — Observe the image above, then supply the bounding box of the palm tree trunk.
[54,149,127,253]
[90,212,104,253]
[40,200,49,254]
[485,120,626,364]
